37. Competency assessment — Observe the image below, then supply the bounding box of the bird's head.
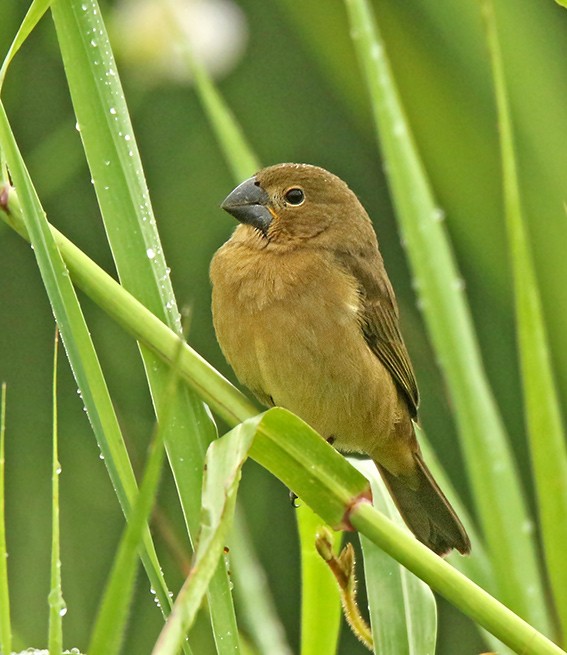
[220,163,375,250]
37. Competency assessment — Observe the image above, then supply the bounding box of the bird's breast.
[210,241,398,445]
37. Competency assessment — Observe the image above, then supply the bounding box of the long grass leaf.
[88,351,182,655]
[483,0,567,638]
[48,332,65,655]
[343,0,550,632]
[0,383,11,655]
[0,105,180,641]
[296,504,342,655]
[157,0,261,180]
[418,432,514,655]
[351,460,437,655]
[0,0,52,90]
[50,1,237,650]
[153,421,255,655]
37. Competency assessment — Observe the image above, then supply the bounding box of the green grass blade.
[159,4,260,181]
[0,383,11,655]
[0,106,178,635]
[230,506,293,655]
[418,432,514,655]
[50,1,237,650]
[169,32,260,181]
[0,188,257,426]
[191,56,260,181]
[0,0,52,90]
[160,0,260,180]
[344,0,550,633]
[483,0,567,638]
[351,460,437,655]
[48,332,65,655]
[88,361,178,655]
[296,504,341,655]
[153,422,255,654]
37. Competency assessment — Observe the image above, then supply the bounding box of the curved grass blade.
[482,0,567,638]
[344,0,550,633]
[50,1,237,651]
[48,331,65,655]
[0,383,11,655]
[153,422,255,654]
[296,504,342,655]
[0,0,52,90]
[351,460,436,655]
[0,106,182,644]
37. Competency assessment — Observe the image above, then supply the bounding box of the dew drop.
[146,248,156,260]
[432,207,446,222]
[522,519,534,535]
[371,43,383,61]
[393,120,406,137]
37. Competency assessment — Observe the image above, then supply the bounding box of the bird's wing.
[337,250,420,417]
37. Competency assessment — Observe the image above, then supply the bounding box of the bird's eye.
[284,187,305,206]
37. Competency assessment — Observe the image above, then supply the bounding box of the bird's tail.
[375,452,471,556]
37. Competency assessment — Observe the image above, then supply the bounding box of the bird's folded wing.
[335,249,420,416]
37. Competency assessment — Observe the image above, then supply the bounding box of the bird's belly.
[227,301,397,451]
[211,244,405,462]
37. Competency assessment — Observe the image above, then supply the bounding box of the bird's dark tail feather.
[376,453,471,557]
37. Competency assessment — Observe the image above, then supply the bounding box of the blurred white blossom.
[110,0,248,84]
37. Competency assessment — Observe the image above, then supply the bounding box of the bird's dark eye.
[284,187,305,206]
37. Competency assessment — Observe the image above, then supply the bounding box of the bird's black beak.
[221,176,273,234]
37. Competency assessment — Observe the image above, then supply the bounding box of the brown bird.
[210,163,470,556]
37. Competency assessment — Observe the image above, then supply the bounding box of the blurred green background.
[1,0,567,653]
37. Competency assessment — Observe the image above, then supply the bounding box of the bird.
[210,162,470,556]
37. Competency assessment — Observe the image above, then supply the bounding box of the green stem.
[1,189,564,655]
[350,502,564,655]
[0,186,257,427]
